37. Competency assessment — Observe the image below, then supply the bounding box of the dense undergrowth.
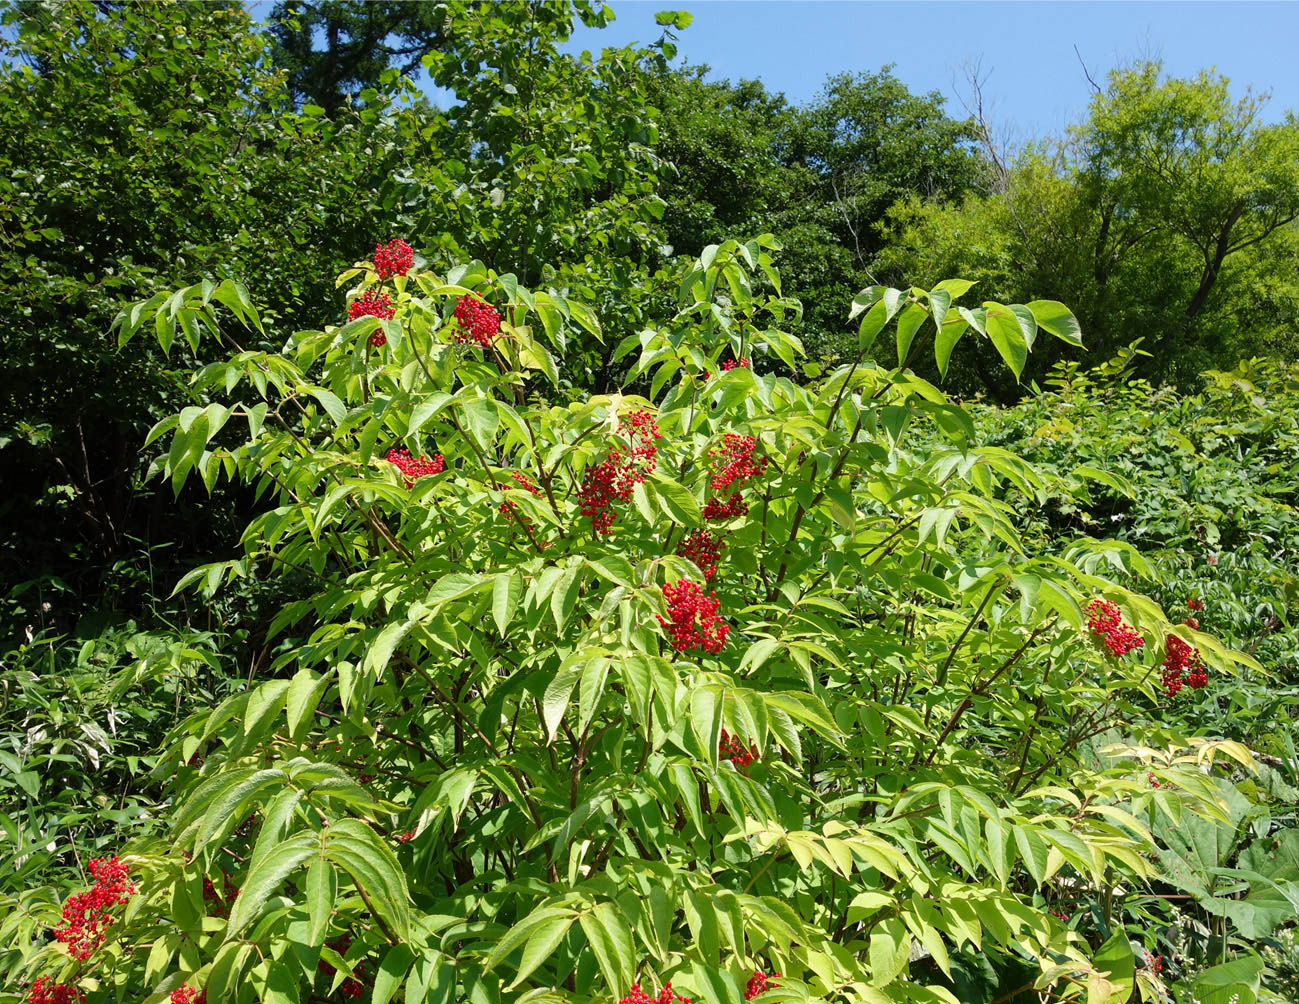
[1,240,1297,1004]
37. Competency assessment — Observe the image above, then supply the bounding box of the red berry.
[708,434,767,493]
[676,530,725,581]
[720,729,759,773]
[1161,633,1207,697]
[744,970,779,1000]
[1084,599,1144,657]
[171,986,207,1004]
[657,579,729,654]
[349,290,395,345]
[53,856,134,961]
[386,447,444,486]
[28,978,85,1004]
[619,979,691,1004]
[453,295,501,346]
[202,869,239,918]
[577,412,661,535]
[373,239,414,280]
[703,493,747,521]
[703,434,766,521]
[706,357,750,379]
[499,470,542,523]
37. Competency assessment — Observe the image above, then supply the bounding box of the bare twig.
[1073,44,1102,95]
[954,58,1010,193]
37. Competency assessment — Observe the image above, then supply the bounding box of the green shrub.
[2,243,1281,1004]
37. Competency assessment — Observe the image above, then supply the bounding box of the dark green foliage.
[267,1,449,114]
[0,1,423,631]
[652,67,983,361]
[0,0,670,631]
[410,0,668,366]
[650,68,795,254]
[781,70,983,252]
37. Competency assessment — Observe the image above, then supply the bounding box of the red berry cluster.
[1161,634,1207,697]
[349,290,395,322]
[28,978,84,1004]
[1148,773,1161,788]
[702,494,748,521]
[1084,599,1144,657]
[709,434,766,492]
[394,827,417,844]
[170,986,207,1004]
[373,239,414,280]
[319,935,368,999]
[386,447,444,486]
[720,729,758,772]
[349,291,395,346]
[579,456,631,535]
[578,411,661,535]
[703,434,766,522]
[744,971,779,1000]
[619,982,690,1004]
[453,295,501,346]
[676,529,725,581]
[54,856,135,961]
[499,470,542,523]
[658,580,729,654]
[1050,910,1070,922]
[1143,951,1164,973]
[626,411,661,472]
[202,871,239,919]
[1186,596,1204,611]
[706,357,751,379]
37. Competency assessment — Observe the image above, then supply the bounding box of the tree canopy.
[268,1,450,113]
[879,61,1299,392]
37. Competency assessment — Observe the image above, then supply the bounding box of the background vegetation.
[1,3,1297,1004]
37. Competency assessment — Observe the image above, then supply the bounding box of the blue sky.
[557,1,1299,139]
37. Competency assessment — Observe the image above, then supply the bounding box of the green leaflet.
[225,831,318,940]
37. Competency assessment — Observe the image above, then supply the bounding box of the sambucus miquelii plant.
[8,236,1268,1004]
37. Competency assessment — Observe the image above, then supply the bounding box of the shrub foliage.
[3,241,1280,1004]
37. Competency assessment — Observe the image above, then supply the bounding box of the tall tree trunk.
[1184,203,1244,327]
[322,20,342,116]
[1088,204,1114,337]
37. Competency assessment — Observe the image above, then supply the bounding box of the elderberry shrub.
[82,237,1265,1004]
